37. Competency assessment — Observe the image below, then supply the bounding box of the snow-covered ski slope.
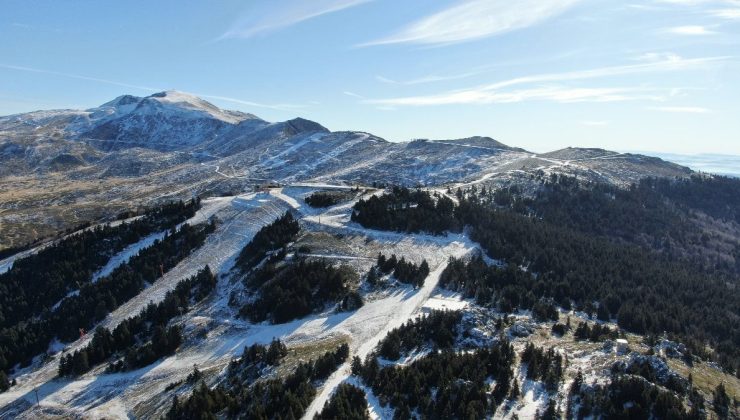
[0,193,289,417]
[0,186,485,419]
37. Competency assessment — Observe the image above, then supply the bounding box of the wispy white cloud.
[652,0,740,20]
[360,0,582,47]
[376,71,481,86]
[648,105,712,112]
[368,86,664,106]
[709,7,740,18]
[194,93,305,111]
[663,25,717,35]
[0,63,160,92]
[654,0,739,5]
[364,54,727,106]
[456,55,722,92]
[633,52,684,63]
[377,49,588,86]
[655,0,715,5]
[0,63,302,112]
[220,0,371,40]
[343,91,365,99]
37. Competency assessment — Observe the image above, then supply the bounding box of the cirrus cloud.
[359,0,582,47]
[363,55,727,106]
[663,25,717,35]
[648,106,712,113]
[220,0,372,40]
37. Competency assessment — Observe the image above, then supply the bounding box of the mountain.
[428,135,526,152]
[71,91,260,151]
[0,91,691,249]
[0,92,737,420]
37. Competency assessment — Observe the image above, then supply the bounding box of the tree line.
[352,340,516,419]
[0,198,200,333]
[166,343,349,419]
[226,339,288,387]
[568,373,693,419]
[377,310,461,361]
[240,258,358,324]
[520,343,564,392]
[0,220,215,373]
[375,253,430,288]
[573,321,617,342]
[0,199,198,261]
[315,383,370,420]
[235,211,300,272]
[440,255,559,318]
[351,186,458,234]
[58,267,216,376]
[304,190,356,208]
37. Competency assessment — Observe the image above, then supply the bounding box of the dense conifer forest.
[353,182,740,374]
[567,373,694,419]
[520,343,564,392]
[508,175,740,275]
[315,383,371,420]
[375,253,430,288]
[240,258,358,324]
[573,321,618,342]
[0,199,200,333]
[0,243,34,260]
[232,211,362,324]
[58,267,216,376]
[165,342,349,419]
[376,310,462,361]
[354,340,516,419]
[0,219,215,373]
[457,199,739,373]
[304,190,356,208]
[351,186,458,234]
[234,211,300,272]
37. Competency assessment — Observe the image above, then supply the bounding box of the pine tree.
[597,303,610,321]
[366,266,379,286]
[167,395,180,420]
[509,379,520,400]
[351,356,363,376]
[566,370,583,419]
[72,351,89,375]
[0,371,10,392]
[539,399,560,420]
[713,383,730,419]
[266,338,288,365]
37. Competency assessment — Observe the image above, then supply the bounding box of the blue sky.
[1,0,739,154]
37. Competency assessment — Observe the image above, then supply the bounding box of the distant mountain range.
[0,90,693,248]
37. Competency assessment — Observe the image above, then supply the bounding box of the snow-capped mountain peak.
[133,90,254,125]
[63,91,266,151]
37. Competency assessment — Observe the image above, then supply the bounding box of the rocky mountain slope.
[0,91,690,249]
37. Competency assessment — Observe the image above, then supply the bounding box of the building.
[616,338,629,354]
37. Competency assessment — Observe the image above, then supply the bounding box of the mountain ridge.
[0,91,693,248]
